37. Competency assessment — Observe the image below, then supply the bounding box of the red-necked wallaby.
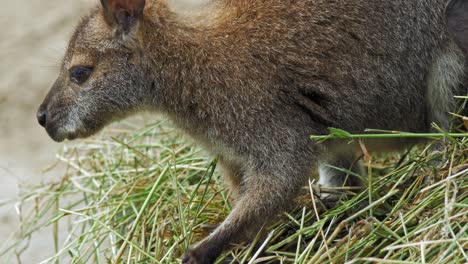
[37,0,467,263]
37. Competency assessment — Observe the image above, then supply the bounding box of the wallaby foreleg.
[182,168,309,264]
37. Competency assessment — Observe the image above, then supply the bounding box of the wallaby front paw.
[181,253,200,264]
[182,244,217,264]
[182,252,212,264]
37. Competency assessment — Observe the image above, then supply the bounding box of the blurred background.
[0,1,94,262]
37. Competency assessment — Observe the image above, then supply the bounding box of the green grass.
[1,118,467,263]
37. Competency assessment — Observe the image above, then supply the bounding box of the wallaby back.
[37,0,466,263]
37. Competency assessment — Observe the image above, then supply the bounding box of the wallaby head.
[37,0,149,142]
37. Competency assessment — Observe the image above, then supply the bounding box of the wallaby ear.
[446,0,468,52]
[100,0,146,35]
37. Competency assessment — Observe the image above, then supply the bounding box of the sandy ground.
[0,1,94,262]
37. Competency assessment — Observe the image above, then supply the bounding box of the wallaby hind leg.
[427,41,466,131]
[318,153,365,202]
[182,166,310,264]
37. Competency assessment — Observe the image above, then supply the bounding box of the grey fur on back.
[152,0,463,148]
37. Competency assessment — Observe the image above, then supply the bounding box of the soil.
[0,1,94,262]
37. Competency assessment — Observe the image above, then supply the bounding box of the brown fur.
[37,0,466,263]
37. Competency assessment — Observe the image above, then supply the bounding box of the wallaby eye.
[69,65,93,85]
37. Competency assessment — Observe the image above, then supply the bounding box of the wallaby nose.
[37,106,48,128]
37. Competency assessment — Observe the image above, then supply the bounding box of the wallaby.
[37,0,467,263]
